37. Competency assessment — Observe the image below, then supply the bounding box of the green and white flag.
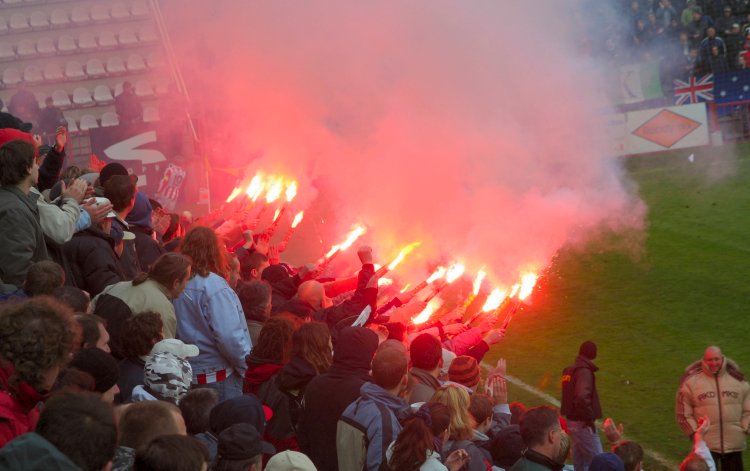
[617,61,663,105]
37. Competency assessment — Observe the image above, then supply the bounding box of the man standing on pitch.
[561,340,603,471]
[677,345,750,471]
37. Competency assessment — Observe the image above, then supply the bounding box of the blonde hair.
[430,384,474,440]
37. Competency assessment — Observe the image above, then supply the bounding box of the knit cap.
[579,340,597,360]
[448,355,481,388]
[69,347,119,393]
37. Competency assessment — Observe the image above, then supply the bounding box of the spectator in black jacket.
[298,326,379,471]
[63,197,125,296]
[126,192,165,272]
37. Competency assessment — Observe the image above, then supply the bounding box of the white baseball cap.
[92,197,117,219]
[265,451,317,471]
[150,338,199,358]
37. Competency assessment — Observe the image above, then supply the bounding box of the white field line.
[481,362,677,469]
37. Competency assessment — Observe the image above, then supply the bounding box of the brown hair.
[121,311,164,359]
[0,140,35,186]
[24,260,65,296]
[0,296,78,391]
[119,401,183,449]
[251,317,295,364]
[133,252,192,290]
[292,322,332,374]
[387,402,450,471]
[178,226,227,279]
[103,175,136,212]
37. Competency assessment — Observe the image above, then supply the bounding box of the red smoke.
[161,0,645,286]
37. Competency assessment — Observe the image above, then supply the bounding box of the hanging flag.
[673,74,714,105]
[713,69,750,103]
[618,61,664,104]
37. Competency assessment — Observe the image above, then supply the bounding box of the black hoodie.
[298,327,379,471]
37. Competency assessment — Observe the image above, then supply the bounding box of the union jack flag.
[673,74,714,105]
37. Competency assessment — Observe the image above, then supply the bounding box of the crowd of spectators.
[0,54,744,471]
[586,1,750,94]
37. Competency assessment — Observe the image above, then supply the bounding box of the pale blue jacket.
[174,273,251,378]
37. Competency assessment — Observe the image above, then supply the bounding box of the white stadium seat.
[143,106,159,123]
[65,116,79,133]
[50,9,69,28]
[52,90,73,108]
[126,53,147,72]
[135,79,154,97]
[53,89,71,108]
[0,17,7,35]
[79,114,98,131]
[78,32,98,51]
[119,28,138,46]
[72,87,94,107]
[99,30,118,49]
[29,11,49,30]
[2,68,21,86]
[57,35,77,53]
[147,51,165,69]
[0,42,14,60]
[16,39,36,57]
[106,56,126,74]
[94,85,114,104]
[91,4,110,23]
[111,2,130,20]
[114,82,123,97]
[138,25,158,43]
[64,61,85,79]
[86,58,106,77]
[37,37,56,55]
[71,6,90,25]
[35,93,46,109]
[3,0,22,5]
[9,13,29,32]
[23,65,43,83]
[101,111,119,127]
[131,0,150,17]
[43,63,64,81]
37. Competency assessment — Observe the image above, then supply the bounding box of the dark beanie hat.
[69,347,119,393]
[579,341,597,360]
[449,355,481,387]
[125,192,153,228]
[99,163,128,186]
[209,395,271,436]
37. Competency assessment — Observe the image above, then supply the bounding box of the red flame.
[225,186,243,203]
[291,211,304,228]
[482,288,507,312]
[285,181,298,203]
[387,241,421,271]
[325,224,367,258]
[413,298,442,324]
[517,273,538,301]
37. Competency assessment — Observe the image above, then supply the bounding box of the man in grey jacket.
[0,137,48,291]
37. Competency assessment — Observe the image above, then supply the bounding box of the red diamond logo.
[632,110,701,148]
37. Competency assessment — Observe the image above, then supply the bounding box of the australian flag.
[713,70,750,104]
[673,74,713,105]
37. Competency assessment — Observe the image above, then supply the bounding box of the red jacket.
[0,364,45,448]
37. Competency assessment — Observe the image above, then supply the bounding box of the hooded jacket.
[676,356,750,453]
[298,327,379,471]
[0,185,49,289]
[125,192,164,272]
[560,355,602,422]
[63,226,124,297]
[0,364,46,448]
[337,382,409,471]
[0,432,79,470]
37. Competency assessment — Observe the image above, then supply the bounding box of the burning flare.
[426,266,447,284]
[387,241,422,271]
[517,273,538,301]
[225,186,243,203]
[378,278,393,287]
[273,208,282,223]
[482,288,507,312]
[445,263,466,283]
[413,298,442,325]
[265,179,284,204]
[246,175,265,202]
[285,181,298,202]
[472,269,487,296]
[325,224,367,258]
[291,211,304,228]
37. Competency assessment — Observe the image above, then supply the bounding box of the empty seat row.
[0,27,159,60]
[1,54,165,86]
[0,2,150,32]
[65,107,159,132]
[22,80,165,111]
